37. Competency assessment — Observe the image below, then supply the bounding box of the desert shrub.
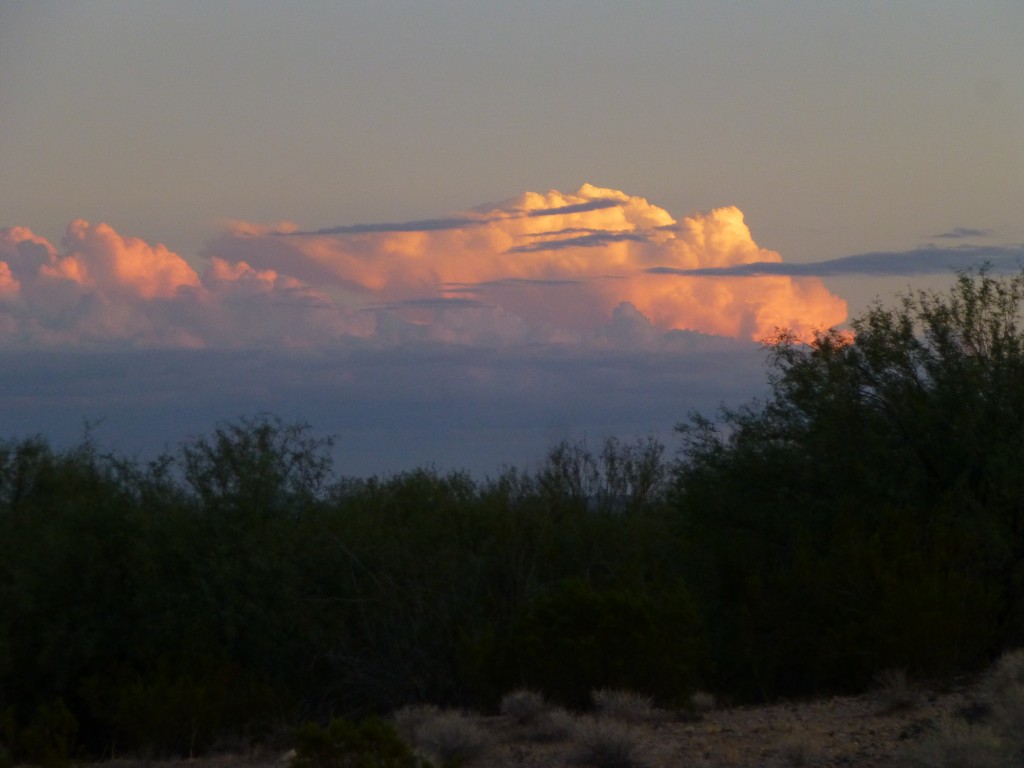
[474,579,705,709]
[12,699,78,768]
[873,668,919,714]
[777,734,820,768]
[292,716,431,768]
[674,270,1024,699]
[523,708,576,743]
[982,649,1024,751]
[904,720,1009,768]
[590,690,658,724]
[410,711,488,766]
[982,649,1024,701]
[391,706,440,746]
[106,663,280,757]
[499,689,547,725]
[570,718,651,768]
[688,691,716,713]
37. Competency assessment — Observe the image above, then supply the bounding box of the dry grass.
[81,653,1024,768]
[409,710,490,766]
[570,718,652,768]
[901,649,1024,768]
[522,707,577,744]
[390,704,440,745]
[688,690,717,714]
[590,689,661,725]
[874,667,920,714]
[500,688,548,725]
[984,649,1024,753]
[904,720,1010,768]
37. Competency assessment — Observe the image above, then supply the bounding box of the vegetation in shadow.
[3,269,1024,762]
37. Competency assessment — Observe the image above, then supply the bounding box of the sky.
[2,1,1023,476]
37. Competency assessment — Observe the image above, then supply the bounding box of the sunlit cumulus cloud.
[0,221,370,347]
[205,183,847,343]
[1,185,847,348]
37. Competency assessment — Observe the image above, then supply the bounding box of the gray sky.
[2,1,1023,474]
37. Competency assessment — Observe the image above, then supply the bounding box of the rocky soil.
[100,675,996,768]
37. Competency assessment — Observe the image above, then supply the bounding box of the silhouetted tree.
[674,268,1024,698]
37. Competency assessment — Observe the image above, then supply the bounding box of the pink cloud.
[1,186,849,348]
[207,184,847,340]
[40,220,201,298]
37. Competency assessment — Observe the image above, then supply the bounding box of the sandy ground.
[479,681,977,767]
[96,675,988,768]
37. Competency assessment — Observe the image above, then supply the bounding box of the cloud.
[507,230,651,253]
[0,186,846,475]
[656,244,1024,278]
[0,221,369,348]
[47,219,202,298]
[1,185,852,348]
[931,227,990,239]
[204,183,847,341]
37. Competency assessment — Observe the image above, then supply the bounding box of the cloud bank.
[0,185,849,348]
[8,186,1009,474]
[657,244,1024,279]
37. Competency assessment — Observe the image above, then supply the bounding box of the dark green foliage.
[0,417,685,758]
[14,269,1024,757]
[674,269,1024,699]
[9,699,78,768]
[292,716,433,768]
[471,579,705,709]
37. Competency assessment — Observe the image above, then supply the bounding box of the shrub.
[590,689,658,724]
[411,711,489,766]
[983,649,1024,751]
[13,699,78,768]
[570,718,651,768]
[874,668,919,713]
[499,689,547,725]
[523,708,575,743]
[478,580,705,708]
[777,734,821,768]
[391,706,440,747]
[688,691,716,714]
[904,720,1009,768]
[291,716,431,768]
[982,649,1024,702]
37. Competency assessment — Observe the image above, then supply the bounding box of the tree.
[674,269,1024,698]
[179,414,335,516]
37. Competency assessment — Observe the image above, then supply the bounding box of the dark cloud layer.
[508,230,650,253]
[932,227,990,240]
[280,215,490,236]
[279,197,624,237]
[652,244,1024,278]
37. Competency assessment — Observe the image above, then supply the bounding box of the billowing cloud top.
[0,185,848,348]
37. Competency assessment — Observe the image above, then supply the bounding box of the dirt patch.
[96,679,984,768]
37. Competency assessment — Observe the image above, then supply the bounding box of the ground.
[97,674,989,768]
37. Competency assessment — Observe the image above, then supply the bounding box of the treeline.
[4,269,1024,762]
[0,422,693,761]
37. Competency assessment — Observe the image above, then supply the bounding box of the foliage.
[675,269,1024,698]
[498,689,547,725]
[590,689,659,724]
[470,579,706,709]
[11,699,78,768]
[0,414,682,758]
[408,710,489,766]
[10,271,1024,756]
[292,716,432,768]
[570,718,651,768]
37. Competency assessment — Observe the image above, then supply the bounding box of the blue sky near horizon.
[2,2,1022,474]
